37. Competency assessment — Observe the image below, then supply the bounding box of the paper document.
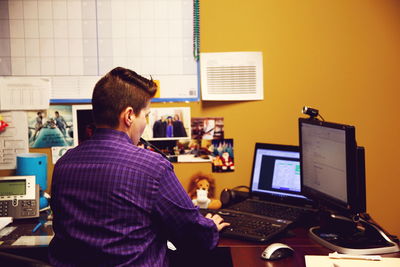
[0,217,13,230]
[0,226,16,238]
[0,77,50,110]
[12,235,54,246]
[0,111,29,169]
[305,255,400,267]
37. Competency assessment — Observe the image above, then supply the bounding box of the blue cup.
[16,153,48,209]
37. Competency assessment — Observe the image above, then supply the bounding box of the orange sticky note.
[154,80,160,98]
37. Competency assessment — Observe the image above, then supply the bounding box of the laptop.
[214,143,316,242]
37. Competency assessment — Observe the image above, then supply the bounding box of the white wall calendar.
[0,0,199,102]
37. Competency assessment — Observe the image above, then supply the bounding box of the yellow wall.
[193,0,400,236]
[1,0,399,238]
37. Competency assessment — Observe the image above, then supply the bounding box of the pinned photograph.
[28,105,73,148]
[143,107,191,140]
[140,139,213,163]
[139,140,179,162]
[51,146,73,164]
[176,139,213,162]
[210,139,234,172]
[191,117,224,140]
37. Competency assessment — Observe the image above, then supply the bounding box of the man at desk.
[49,67,229,266]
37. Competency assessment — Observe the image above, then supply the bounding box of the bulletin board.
[0,0,200,103]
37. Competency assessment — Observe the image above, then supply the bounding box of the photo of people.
[191,117,224,140]
[27,105,73,148]
[144,107,191,140]
[210,139,235,172]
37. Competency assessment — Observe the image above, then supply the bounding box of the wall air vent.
[200,52,264,101]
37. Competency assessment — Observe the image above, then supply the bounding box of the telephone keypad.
[0,201,9,216]
[21,200,37,217]
[0,199,37,217]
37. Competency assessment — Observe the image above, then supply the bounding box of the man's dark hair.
[92,67,157,128]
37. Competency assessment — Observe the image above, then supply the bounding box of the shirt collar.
[92,128,133,145]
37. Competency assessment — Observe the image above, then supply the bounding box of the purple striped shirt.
[49,128,218,266]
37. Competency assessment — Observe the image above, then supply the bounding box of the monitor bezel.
[298,118,362,216]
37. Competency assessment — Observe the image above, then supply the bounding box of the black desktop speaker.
[220,186,250,207]
[356,146,366,213]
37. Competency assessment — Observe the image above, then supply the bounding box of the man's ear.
[122,107,135,127]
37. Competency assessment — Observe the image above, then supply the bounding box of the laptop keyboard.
[227,199,309,222]
[200,209,288,242]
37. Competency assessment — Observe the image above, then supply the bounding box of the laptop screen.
[250,143,307,200]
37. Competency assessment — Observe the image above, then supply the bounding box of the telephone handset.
[220,185,250,207]
[0,176,39,219]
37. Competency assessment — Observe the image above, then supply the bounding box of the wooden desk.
[218,227,400,267]
[217,227,328,267]
[1,218,399,267]
[0,217,52,263]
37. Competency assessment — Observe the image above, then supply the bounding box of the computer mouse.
[261,243,294,260]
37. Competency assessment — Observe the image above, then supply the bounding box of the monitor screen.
[72,105,95,147]
[299,118,365,215]
[248,143,314,208]
[251,146,302,197]
[0,179,26,196]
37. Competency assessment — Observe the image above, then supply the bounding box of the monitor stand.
[309,212,399,254]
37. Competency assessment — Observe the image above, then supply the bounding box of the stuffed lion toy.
[188,173,222,210]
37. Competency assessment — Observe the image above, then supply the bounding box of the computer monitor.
[299,117,399,254]
[72,105,95,147]
[299,118,365,217]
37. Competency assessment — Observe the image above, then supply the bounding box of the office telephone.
[0,176,39,219]
[220,186,250,207]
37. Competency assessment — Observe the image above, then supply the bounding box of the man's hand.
[205,213,230,232]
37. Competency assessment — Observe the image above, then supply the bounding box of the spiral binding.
[193,0,200,61]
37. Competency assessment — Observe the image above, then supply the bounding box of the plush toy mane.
[188,173,216,199]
